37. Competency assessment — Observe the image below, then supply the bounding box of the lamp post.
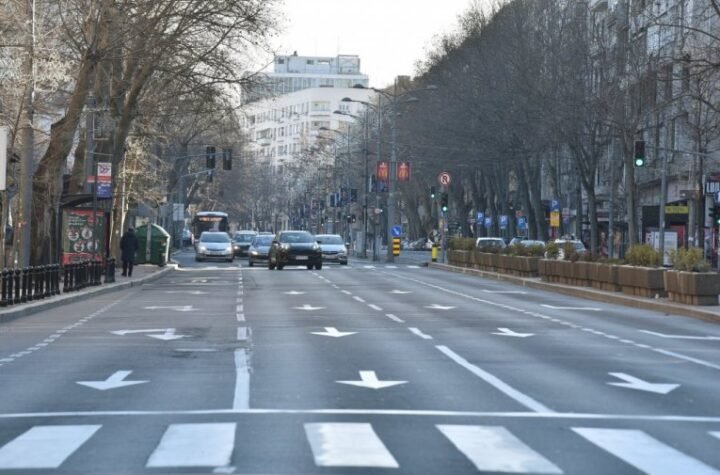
[343,81,437,262]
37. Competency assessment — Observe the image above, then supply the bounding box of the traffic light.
[430,186,436,199]
[634,140,646,168]
[222,148,232,170]
[441,193,449,212]
[206,146,216,169]
[711,206,720,226]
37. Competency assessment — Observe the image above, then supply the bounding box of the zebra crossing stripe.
[437,425,562,473]
[573,428,720,475]
[304,423,398,468]
[0,425,101,469]
[146,423,236,468]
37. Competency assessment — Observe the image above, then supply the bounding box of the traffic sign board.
[499,215,509,230]
[391,225,402,237]
[437,171,452,187]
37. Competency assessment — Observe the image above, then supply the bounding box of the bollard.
[13,269,21,304]
[36,266,44,299]
[20,267,28,303]
[52,264,60,295]
[105,258,116,284]
[431,243,438,262]
[42,265,50,298]
[0,269,8,307]
[25,266,33,302]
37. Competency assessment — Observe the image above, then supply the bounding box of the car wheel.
[248,260,254,267]
[315,263,322,270]
[268,261,275,270]
[340,261,348,265]
[306,264,313,270]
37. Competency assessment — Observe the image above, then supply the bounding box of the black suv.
[268,231,322,270]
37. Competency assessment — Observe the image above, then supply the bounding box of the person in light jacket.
[119,228,139,277]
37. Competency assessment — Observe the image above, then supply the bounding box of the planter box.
[617,265,666,298]
[448,250,470,267]
[589,262,620,292]
[664,271,720,305]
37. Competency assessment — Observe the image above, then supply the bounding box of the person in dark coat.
[120,228,139,277]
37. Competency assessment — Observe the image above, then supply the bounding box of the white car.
[195,232,234,262]
[475,237,506,250]
[315,234,348,265]
[552,239,587,259]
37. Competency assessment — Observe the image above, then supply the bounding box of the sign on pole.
[476,211,484,222]
[391,225,402,237]
[397,162,411,182]
[499,215,509,230]
[0,126,7,191]
[377,161,389,183]
[437,171,452,187]
[96,162,112,198]
[550,211,560,227]
[484,217,493,228]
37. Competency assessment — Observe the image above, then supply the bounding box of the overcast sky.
[270,0,483,89]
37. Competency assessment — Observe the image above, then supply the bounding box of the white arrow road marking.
[425,304,456,310]
[390,290,412,294]
[0,425,101,469]
[147,329,188,341]
[639,330,720,341]
[144,306,194,312]
[294,304,325,311]
[492,328,535,338]
[111,329,175,336]
[541,304,601,311]
[164,290,207,295]
[305,423,399,468]
[311,327,357,338]
[607,372,679,394]
[284,291,306,295]
[336,371,407,390]
[76,370,148,391]
[574,428,720,475]
[482,290,528,294]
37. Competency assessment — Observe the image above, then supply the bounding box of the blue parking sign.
[550,199,561,212]
[517,216,527,230]
[484,217,493,228]
[476,211,484,222]
[499,215,508,230]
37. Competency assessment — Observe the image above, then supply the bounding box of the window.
[277,58,285,64]
[312,101,330,112]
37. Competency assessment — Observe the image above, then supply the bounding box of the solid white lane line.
[233,350,250,410]
[651,348,720,371]
[408,327,433,340]
[436,345,553,413]
[304,423,398,468]
[353,296,366,303]
[573,428,720,475]
[386,313,405,323]
[146,423,236,468]
[0,425,101,469]
[237,327,248,341]
[437,425,562,474]
[368,304,383,311]
[341,290,352,295]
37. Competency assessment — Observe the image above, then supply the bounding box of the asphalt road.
[0,249,719,474]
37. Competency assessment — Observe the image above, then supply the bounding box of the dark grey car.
[247,234,273,267]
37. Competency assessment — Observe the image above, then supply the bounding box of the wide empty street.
[0,251,718,474]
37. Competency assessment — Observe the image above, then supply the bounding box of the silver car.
[195,232,234,262]
[247,234,273,267]
[315,234,348,265]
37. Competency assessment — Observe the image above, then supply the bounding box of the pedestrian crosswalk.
[0,421,717,472]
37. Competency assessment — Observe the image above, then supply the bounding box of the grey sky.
[271,0,483,88]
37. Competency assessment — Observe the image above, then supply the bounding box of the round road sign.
[438,171,452,187]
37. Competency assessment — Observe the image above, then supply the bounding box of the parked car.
[315,234,348,265]
[509,236,525,246]
[519,240,546,249]
[552,239,587,259]
[247,234,273,267]
[475,237,507,250]
[195,231,234,262]
[268,230,322,270]
[233,230,257,256]
[408,238,433,250]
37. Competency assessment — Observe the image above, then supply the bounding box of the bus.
[191,211,229,239]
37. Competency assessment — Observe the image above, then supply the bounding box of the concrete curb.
[0,265,176,324]
[428,262,720,325]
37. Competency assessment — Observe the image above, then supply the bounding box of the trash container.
[135,224,171,266]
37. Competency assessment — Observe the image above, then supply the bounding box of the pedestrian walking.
[120,227,139,277]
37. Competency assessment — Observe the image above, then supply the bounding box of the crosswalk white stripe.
[0,425,101,469]
[146,423,236,468]
[711,431,720,440]
[573,428,720,475]
[438,425,562,473]
[304,422,398,468]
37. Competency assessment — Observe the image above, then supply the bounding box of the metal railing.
[0,258,116,307]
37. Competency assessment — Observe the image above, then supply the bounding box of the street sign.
[391,225,402,237]
[484,217,493,228]
[550,199,561,212]
[476,211,484,223]
[437,171,452,187]
[398,162,411,182]
[517,216,527,231]
[499,215,508,230]
[377,161,389,182]
[550,211,560,227]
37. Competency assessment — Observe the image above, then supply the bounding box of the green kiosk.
[135,224,170,266]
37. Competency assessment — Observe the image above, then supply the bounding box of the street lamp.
[343,81,437,262]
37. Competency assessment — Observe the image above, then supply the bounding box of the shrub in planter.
[545,241,559,259]
[665,248,720,305]
[448,237,475,251]
[625,244,660,267]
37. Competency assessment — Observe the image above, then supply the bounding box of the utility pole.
[18,0,34,267]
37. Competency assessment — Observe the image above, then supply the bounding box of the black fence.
[0,258,116,308]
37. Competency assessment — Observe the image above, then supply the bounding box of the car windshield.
[316,235,343,244]
[235,234,256,243]
[201,233,230,243]
[252,236,273,246]
[279,232,314,243]
[574,242,586,251]
[478,239,503,247]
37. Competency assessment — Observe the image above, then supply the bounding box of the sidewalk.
[0,264,175,323]
[429,262,720,325]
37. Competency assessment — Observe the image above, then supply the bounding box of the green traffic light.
[634,158,645,167]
